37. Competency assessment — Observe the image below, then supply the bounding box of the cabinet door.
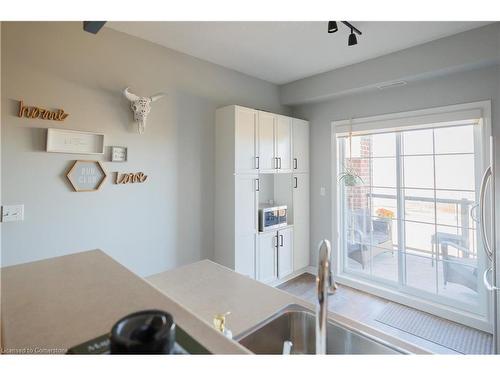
[276,116,292,172]
[278,227,294,278]
[292,174,309,224]
[293,220,309,271]
[235,233,256,279]
[257,231,278,283]
[235,107,257,174]
[258,111,276,173]
[235,175,258,236]
[293,174,310,270]
[292,119,309,173]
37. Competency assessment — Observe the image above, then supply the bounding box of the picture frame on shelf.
[46,128,105,155]
[111,146,128,162]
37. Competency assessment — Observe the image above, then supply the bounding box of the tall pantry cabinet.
[215,105,310,284]
[292,119,310,271]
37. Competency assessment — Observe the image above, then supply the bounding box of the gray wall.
[291,65,500,266]
[280,23,500,105]
[1,22,287,276]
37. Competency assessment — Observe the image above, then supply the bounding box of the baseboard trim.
[269,266,313,287]
[304,266,316,275]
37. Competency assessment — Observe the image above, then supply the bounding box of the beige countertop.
[0,250,248,354]
[147,259,432,354]
[1,250,430,354]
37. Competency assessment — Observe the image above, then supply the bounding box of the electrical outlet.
[320,187,326,196]
[1,204,24,222]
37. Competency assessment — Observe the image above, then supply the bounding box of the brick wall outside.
[346,136,371,210]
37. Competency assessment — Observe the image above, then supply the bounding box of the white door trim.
[330,100,493,332]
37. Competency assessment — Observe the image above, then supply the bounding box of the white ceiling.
[107,21,491,85]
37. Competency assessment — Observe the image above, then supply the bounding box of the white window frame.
[331,100,493,332]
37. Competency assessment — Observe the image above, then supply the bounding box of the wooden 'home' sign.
[18,100,69,121]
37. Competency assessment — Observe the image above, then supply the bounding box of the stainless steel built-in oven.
[258,205,288,232]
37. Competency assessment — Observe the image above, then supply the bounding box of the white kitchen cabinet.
[235,175,258,235]
[235,106,258,174]
[215,105,309,281]
[276,116,293,173]
[293,174,310,271]
[277,227,294,278]
[257,231,278,283]
[293,219,309,271]
[215,106,260,278]
[292,119,309,173]
[292,174,309,224]
[257,111,293,174]
[257,226,294,283]
[235,233,256,279]
[233,175,258,278]
[257,111,275,173]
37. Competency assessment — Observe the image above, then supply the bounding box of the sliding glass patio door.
[337,114,489,319]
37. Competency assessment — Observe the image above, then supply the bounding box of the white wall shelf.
[46,128,105,155]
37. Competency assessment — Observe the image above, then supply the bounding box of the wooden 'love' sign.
[116,172,148,184]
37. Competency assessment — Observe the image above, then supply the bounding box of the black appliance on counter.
[67,310,210,354]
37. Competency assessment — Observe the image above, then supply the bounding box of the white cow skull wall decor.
[123,87,166,134]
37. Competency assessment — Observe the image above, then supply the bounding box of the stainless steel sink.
[236,304,406,354]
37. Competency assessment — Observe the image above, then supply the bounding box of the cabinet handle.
[273,157,277,169]
[280,234,284,247]
[255,156,260,170]
[293,158,298,170]
[255,178,260,192]
[278,157,282,169]
[294,177,298,189]
[274,235,278,247]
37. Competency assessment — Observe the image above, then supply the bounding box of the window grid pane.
[339,123,479,308]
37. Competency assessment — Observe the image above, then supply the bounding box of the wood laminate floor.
[277,273,487,354]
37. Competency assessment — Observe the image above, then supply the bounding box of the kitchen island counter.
[147,260,431,354]
[1,251,430,354]
[1,250,249,354]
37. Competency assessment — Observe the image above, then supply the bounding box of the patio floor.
[346,250,479,307]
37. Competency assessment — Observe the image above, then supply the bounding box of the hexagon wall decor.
[66,160,107,192]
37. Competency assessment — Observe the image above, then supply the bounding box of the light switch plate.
[1,204,24,222]
[320,187,326,196]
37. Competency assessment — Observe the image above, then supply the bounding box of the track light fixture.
[327,21,362,46]
[83,21,107,34]
[348,29,357,46]
[328,21,338,33]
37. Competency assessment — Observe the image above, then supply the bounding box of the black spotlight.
[328,21,338,33]
[348,29,357,46]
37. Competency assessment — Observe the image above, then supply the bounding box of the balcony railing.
[366,192,477,260]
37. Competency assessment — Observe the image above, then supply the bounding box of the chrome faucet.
[316,239,337,354]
